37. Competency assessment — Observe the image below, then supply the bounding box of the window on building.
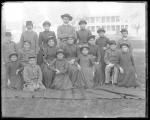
[107,25,110,31]
[102,16,105,23]
[111,25,115,31]
[102,25,106,31]
[125,25,128,29]
[87,26,90,30]
[106,16,110,22]
[91,26,95,32]
[111,16,115,22]
[116,16,120,22]
[96,26,100,30]
[116,25,120,31]
[90,17,95,23]
[121,25,124,29]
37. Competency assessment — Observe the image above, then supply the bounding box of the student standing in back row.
[20,21,38,55]
[57,13,77,47]
[37,21,56,66]
[96,28,110,81]
[76,20,92,44]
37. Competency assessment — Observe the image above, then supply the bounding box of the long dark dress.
[78,54,94,88]
[62,44,86,88]
[96,36,110,80]
[41,45,57,88]
[37,30,56,66]
[51,59,73,90]
[88,44,103,86]
[117,52,139,87]
[6,61,23,90]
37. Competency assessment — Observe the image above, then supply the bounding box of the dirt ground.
[2,50,146,118]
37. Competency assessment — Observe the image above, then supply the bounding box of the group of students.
[2,13,140,92]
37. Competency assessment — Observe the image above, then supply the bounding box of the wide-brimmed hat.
[43,21,51,26]
[109,40,116,45]
[5,32,12,37]
[120,28,128,33]
[97,28,105,33]
[87,35,95,41]
[61,13,73,21]
[79,20,87,25]
[9,52,18,59]
[120,43,129,48]
[26,21,33,26]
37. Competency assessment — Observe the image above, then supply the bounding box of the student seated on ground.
[117,43,140,88]
[6,52,24,90]
[104,40,123,85]
[23,54,46,92]
[50,49,73,90]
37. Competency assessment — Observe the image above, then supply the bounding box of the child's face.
[5,36,11,41]
[82,48,89,55]
[57,53,64,59]
[80,24,86,29]
[24,42,31,50]
[110,44,117,50]
[10,55,17,62]
[43,25,50,31]
[48,40,55,46]
[122,32,128,38]
[29,58,36,65]
[67,38,74,44]
[122,46,129,52]
[26,25,33,30]
[63,17,69,24]
[98,32,105,37]
[88,38,95,45]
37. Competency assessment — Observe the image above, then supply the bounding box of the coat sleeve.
[72,27,77,39]
[37,66,42,83]
[96,47,101,62]
[57,26,63,39]
[88,30,92,36]
[20,32,24,48]
[5,63,10,80]
[38,32,43,48]
[23,67,31,82]
[34,32,39,54]
[104,51,110,64]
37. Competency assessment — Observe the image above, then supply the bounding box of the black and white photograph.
[1,1,146,118]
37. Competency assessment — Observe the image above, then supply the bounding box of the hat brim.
[9,53,18,59]
[97,30,105,33]
[79,21,87,25]
[120,30,128,33]
[61,15,73,21]
[120,43,129,48]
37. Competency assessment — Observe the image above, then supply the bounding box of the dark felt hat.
[43,21,51,26]
[79,20,87,25]
[67,36,77,43]
[109,40,116,45]
[97,28,105,33]
[120,43,129,48]
[47,36,57,45]
[79,43,90,51]
[5,32,12,37]
[28,53,37,59]
[26,21,33,26]
[61,13,73,21]
[120,28,128,33]
[9,52,18,59]
[56,48,65,56]
[87,35,95,41]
